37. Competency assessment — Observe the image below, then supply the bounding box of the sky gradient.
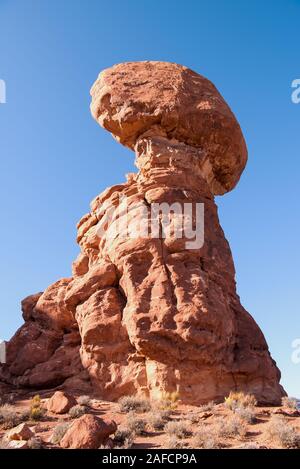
[0,0,299,396]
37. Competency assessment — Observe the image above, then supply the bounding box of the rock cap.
[90,61,247,194]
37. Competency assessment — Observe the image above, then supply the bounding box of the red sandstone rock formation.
[0,62,285,404]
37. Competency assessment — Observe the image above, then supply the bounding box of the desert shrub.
[224,392,257,411]
[19,409,31,422]
[234,405,256,424]
[0,404,30,429]
[113,428,135,448]
[77,395,91,406]
[224,392,257,423]
[28,437,43,449]
[167,435,186,449]
[215,415,247,439]
[148,410,171,431]
[266,415,300,448]
[31,395,41,407]
[159,391,179,410]
[0,404,21,429]
[69,405,87,419]
[126,412,147,435]
[199,401,215,413]
[186,412,199,424]
[30,407,44,421]
[165,420,192,439]
[118,395,151,413]
[281,397,298,410]
[30,395,44,421]
[51,422,71,444]
[158,409,172,420]
[194,425,220,449]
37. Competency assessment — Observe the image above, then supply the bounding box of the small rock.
[6,423,34,441]
[7,440,29,449]
[199,411,213,420]
[273,408,300,417]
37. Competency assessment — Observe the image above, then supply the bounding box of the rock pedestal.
[0,62,285,404]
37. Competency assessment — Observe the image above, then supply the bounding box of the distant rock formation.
[0,62,285,404]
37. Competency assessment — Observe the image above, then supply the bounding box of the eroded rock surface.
[0,61,285,404]
[60,414,117,449]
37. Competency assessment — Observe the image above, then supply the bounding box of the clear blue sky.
[0,0,299,396]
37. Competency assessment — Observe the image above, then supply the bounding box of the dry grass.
[0,404,29,429]
[165,420,192,439]
[51,422,71,444]
[167,435,186,449]
[118,395,151,413]
[0,404,20,429]
[194,415,247,448]
[126,412,147,435]
[215,415,247,439]
[198,401,215,412]
[148,410,171,431]
[28,437,43,449]
[77,395,91,406]
[69,405,87,419]
[194,426,220,449]
[224,391,257,410]
[186,412,199,424]
[159,391,179,410]
[281,397,298,410]
[224,391,256,425]
[113,428,135,448]
[266,415,300,448]
[234,405,256,423]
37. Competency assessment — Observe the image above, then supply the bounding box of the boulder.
[47,391,77,414]
[60,414,117,449]
[5,423,34,441]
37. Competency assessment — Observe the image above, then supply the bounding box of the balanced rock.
[0,61,285,405]
[60,414,117,449]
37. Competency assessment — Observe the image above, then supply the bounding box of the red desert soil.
[0,385,299,449]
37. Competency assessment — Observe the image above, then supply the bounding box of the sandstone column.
[1,61,285,405]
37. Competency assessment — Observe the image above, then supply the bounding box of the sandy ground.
[0,385,299,449]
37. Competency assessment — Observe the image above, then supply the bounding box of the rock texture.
[0,61,285,405]
[5,423,34,441]
[60,414,117,449]
[46,391,77,414]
